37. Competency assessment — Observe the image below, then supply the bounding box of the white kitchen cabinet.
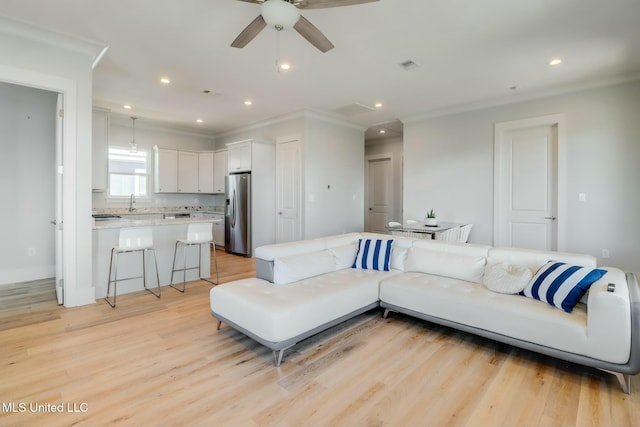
[198,152,214,194]
[213,150,227,193]
[178,151,199,193]
[154,147,178,193]
[211,214,225,247]
[227,142,251,173]
[92,108,109,191]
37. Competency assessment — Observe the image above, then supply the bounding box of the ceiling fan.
[231,0,379,53]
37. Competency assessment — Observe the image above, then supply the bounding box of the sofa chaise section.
[210,233,403,365]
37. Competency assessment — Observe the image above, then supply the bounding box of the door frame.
[493,114,567,251]
[364,153,394,232]
[0,64,78,306]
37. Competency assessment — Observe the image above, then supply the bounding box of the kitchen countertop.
[93,216,223,230]
[92,209,225,230]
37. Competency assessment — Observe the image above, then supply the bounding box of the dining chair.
[435,226,461,242]
[458,224,473,243]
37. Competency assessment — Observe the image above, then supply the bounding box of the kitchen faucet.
[129,193,136,212]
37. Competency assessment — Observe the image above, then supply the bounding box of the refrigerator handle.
[230,189,236,228]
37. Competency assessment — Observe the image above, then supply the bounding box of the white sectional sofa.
[210,232,640,393]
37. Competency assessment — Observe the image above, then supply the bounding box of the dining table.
[386,221,468,239]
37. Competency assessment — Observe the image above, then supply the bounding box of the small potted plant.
[425,209,437,226]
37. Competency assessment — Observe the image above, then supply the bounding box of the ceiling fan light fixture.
[261,0,300,30]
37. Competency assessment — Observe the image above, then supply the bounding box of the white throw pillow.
[329,243,358,270]
[273,249,336,285]
[482,260,533,294]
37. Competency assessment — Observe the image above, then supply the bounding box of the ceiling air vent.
[399,59,419,71]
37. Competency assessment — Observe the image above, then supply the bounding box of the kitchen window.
[108,147,148,197]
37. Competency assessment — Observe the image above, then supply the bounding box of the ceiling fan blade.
[294,15,334,53]
[299,0,379,9]
[231,14,267,48]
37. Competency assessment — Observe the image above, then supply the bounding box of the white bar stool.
[104,227,161,308]
[170,222,219,292]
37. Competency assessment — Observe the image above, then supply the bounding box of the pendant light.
[129,117,138,153]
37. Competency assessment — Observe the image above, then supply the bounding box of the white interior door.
[54,94,64,304]
[276,138,301,243]
[494,117,562,250]
[365,155,392,234]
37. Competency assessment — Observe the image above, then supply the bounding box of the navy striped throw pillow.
[523,261,607,312]
[352,239,394,271]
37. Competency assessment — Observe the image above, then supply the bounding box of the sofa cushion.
[255,233,361,261]
[274,249,336,285]
[522,261,607,312]
[405,246,486,283]
[482,259,533,294]
[352,239,394,271]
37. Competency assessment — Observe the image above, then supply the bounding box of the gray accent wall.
[0,82,57,285]
[403,80,640,272]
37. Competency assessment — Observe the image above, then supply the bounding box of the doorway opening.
[0,82,61,304]
[364,119,403,233]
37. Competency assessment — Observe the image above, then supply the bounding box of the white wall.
[304,116,364,238]
[365,137,404,224]
[92,115,218,210]
[0,16,101,306]
[0,82,57,285]
[215,111,365,239]
[404,80,640,272]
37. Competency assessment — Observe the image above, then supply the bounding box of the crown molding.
[0,14,107,62]
[403,73,640,124]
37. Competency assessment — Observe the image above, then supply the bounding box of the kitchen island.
[92,212,223,301]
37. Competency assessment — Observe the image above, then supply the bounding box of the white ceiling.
[1,0,639,138]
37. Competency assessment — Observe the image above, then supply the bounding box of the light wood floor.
[1,250,638,427]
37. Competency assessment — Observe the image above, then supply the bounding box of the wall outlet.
[27,247,36,257]
[602,249,610,259]
[578,193,586,202]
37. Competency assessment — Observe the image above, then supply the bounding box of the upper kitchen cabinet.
[198,152,214,194]
[154,147,178,193]
[227,142,251,173]
[92,108,110,191]
[213,150,228,194]
[177,151,199,193]
[154,147,216,194]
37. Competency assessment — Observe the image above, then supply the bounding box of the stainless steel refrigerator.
[225,172,251,256]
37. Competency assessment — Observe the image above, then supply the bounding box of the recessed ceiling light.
[244,100,253,106]
[160,77,171,84]
[379,129,386,134]
[123,104,132,109]
[374,102,383,108]
[196,119,203,123]
[279,63,291,71]
[549,58,562,66]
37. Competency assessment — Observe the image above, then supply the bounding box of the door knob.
[544,216,557,220]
